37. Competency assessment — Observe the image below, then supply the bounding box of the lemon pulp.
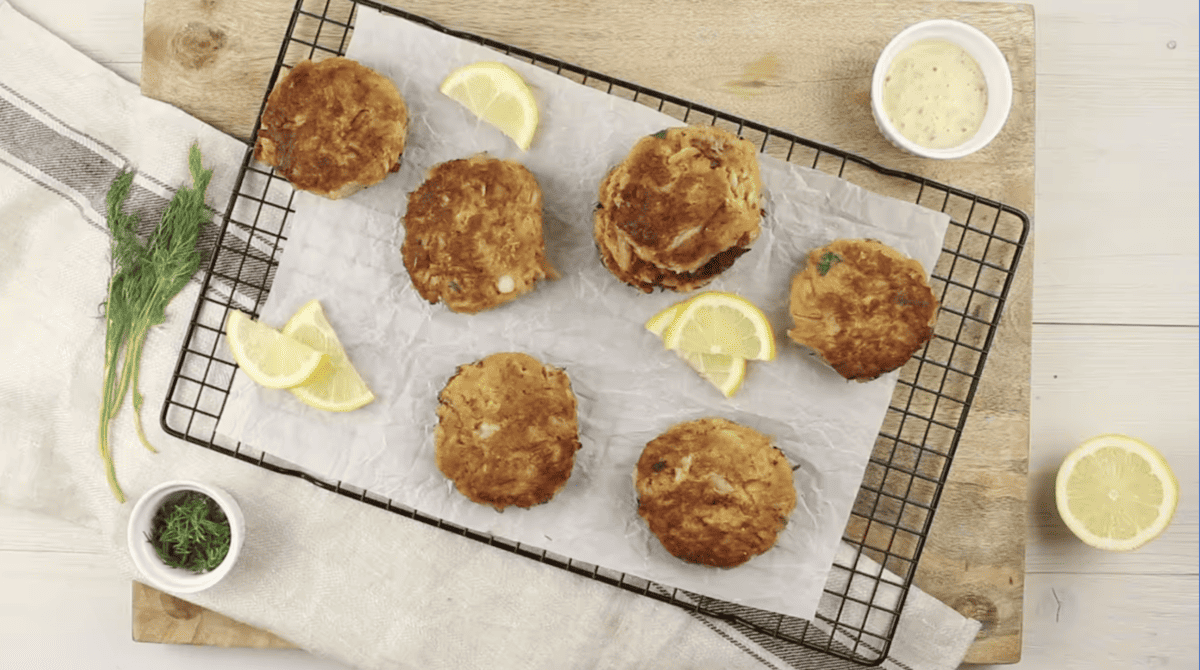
[661,292,776,361]
[645,293,776,397]
[1055,434,1179,551]
[680,351,747,398]
[225,309,327,389]
[282,299,375,412]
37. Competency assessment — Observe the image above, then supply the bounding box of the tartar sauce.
[882,39,988,150]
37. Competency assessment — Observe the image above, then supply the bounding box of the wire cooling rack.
[161,0,1030,665]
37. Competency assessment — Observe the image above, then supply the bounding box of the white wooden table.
[1,1,1195,668]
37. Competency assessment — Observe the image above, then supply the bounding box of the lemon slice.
[440,61,539,150]
[661,291,776,361]
[281,299,375,412]
[225,310,327,389]
[1055,434,1179,551]
[646,300,748,397]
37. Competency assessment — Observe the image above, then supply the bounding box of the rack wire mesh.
[160,0,1030,665]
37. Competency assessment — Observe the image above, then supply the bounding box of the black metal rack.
[161,0,1030,666]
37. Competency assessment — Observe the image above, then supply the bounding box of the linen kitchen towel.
[0,3,981,669]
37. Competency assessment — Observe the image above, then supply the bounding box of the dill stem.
[98,421,126,503]
[127,267,173,454]
[99,277,130,503]
[127,324,158,453]
[99,355,129,504]
[106,319,152,468]
[100,391,128,502]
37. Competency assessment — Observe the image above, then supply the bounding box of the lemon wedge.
[282,299,375,412]
[680,351,747,398]
[1055,434,1179,551]
[440,61,539,150]
[661,291,776,361]
[644,302,683,337]
[225,309,327,389]
[645,299,754,397]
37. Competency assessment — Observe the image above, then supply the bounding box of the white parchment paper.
[216,6,949,622]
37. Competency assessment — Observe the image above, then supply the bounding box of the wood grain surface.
[132,581,296,648]
[136,0,1035,663]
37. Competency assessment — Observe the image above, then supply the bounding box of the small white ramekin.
[870,19,1013,160]
[127,480,245,594]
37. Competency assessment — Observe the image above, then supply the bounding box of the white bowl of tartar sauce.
[871,19,1013,159]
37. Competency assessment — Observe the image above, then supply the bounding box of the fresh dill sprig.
[99,143,213,503]
[146,491,231,573]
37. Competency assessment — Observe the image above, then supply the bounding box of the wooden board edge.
[132,581,297,649]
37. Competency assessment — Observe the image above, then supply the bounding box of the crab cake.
[635,417,796,568]
[594,214,750,293]
[787,238,939,382]
[594,126,764,292]
[435,353,581,511]
[402,156,558,314]
[255,57,409,199]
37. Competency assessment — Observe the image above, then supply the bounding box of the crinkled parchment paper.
[216,6,949,622]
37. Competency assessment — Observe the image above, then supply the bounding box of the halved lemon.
[225,309,327,389]
[439,61,539,151]
[1055,434,1179,551]
[281,299,375,412]
[661,292,776,361]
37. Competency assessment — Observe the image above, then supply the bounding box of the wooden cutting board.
[136,0,1034,663]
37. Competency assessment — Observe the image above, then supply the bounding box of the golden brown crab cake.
[787,238,939,382]
[435,353,581,511]
[593,125,764,292]
[402,156,559,314]
[254,57,409,199]
[593,202,750,293]
[635,417,796,568]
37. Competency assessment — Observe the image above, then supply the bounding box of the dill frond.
[99,143,214,503]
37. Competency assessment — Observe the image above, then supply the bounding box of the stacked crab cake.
[255,57,409,199]
[401,155,559,314]
[435,352,581,511]
[787,238,939,382]
[635,417,796,568]
[594,126,765,292]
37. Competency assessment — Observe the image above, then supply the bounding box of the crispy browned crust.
[593,205,750,293]
[401,155,558,314]
[787,239,939,381]
[254,57,408,199]
[593,126,763,291]
[635,417,796,568]
[435,353,581,511]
